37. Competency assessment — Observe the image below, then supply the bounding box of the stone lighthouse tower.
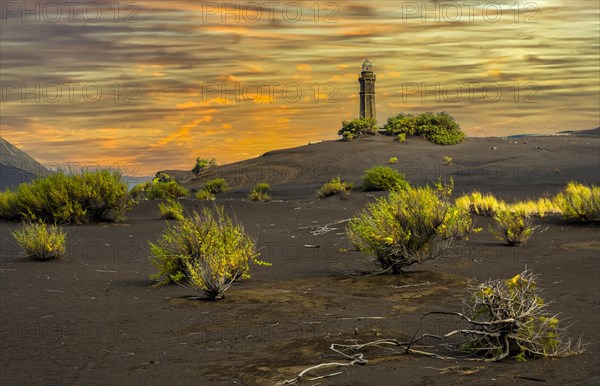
[358,59,376,120]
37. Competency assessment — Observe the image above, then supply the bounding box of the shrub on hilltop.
[192,157,217,176]
[338,117,378,141]
[384,112,465,145]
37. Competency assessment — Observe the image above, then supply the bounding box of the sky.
[1,0,599,176]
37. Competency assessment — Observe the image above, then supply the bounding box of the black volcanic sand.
[1,136,599,385]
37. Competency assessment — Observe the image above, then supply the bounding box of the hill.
[0,137,48,190]
[165,135,600,200]
[559,127,600,137]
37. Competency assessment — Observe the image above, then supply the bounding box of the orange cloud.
[296,64,313,71]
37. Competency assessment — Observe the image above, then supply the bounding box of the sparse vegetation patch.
[248,182,271,202]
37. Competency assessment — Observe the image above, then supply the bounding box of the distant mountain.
[0,137,48,190]
[558,127,600,137]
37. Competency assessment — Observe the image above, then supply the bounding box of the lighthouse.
[358,59,376,120]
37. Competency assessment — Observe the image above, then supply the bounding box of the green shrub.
[347,180,472,273]
[554,182,600,222]
[149,207,268,299]
[490,207,535,246]
[0,169,129,224]
[146,180,189,200]
[0,190,19,220]
[192,157,217,176]
[158,199,184,220]
[385,113,417,136]
[338,117,378,141]
[316,177,353,199]
[12,222,67,260]
[129,173,189,201]
[203,178,229,194]
[362,166,409,191]
[195,189,216,201]
[384,112,465,145]
[248,182,271,202]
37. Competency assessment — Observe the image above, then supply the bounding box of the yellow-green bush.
[490,207,535,246]
[510,198,561,218]
[203,178,229,194]
[158,199,184,220]
[248,182,271,202]
[346,180,472,273]
[554,182,600,222]
[12,222,67,260]
[0,190,19,219]
[362,166,409,192]
[455,191,505,216]
[389,157,398,164]
[0,169,129,224]
[149,207,268,299]
[316,177,353,199]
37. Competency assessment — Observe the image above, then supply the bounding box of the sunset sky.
[1,0,598,175]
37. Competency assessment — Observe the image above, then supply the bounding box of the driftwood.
[277,270,586,385]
